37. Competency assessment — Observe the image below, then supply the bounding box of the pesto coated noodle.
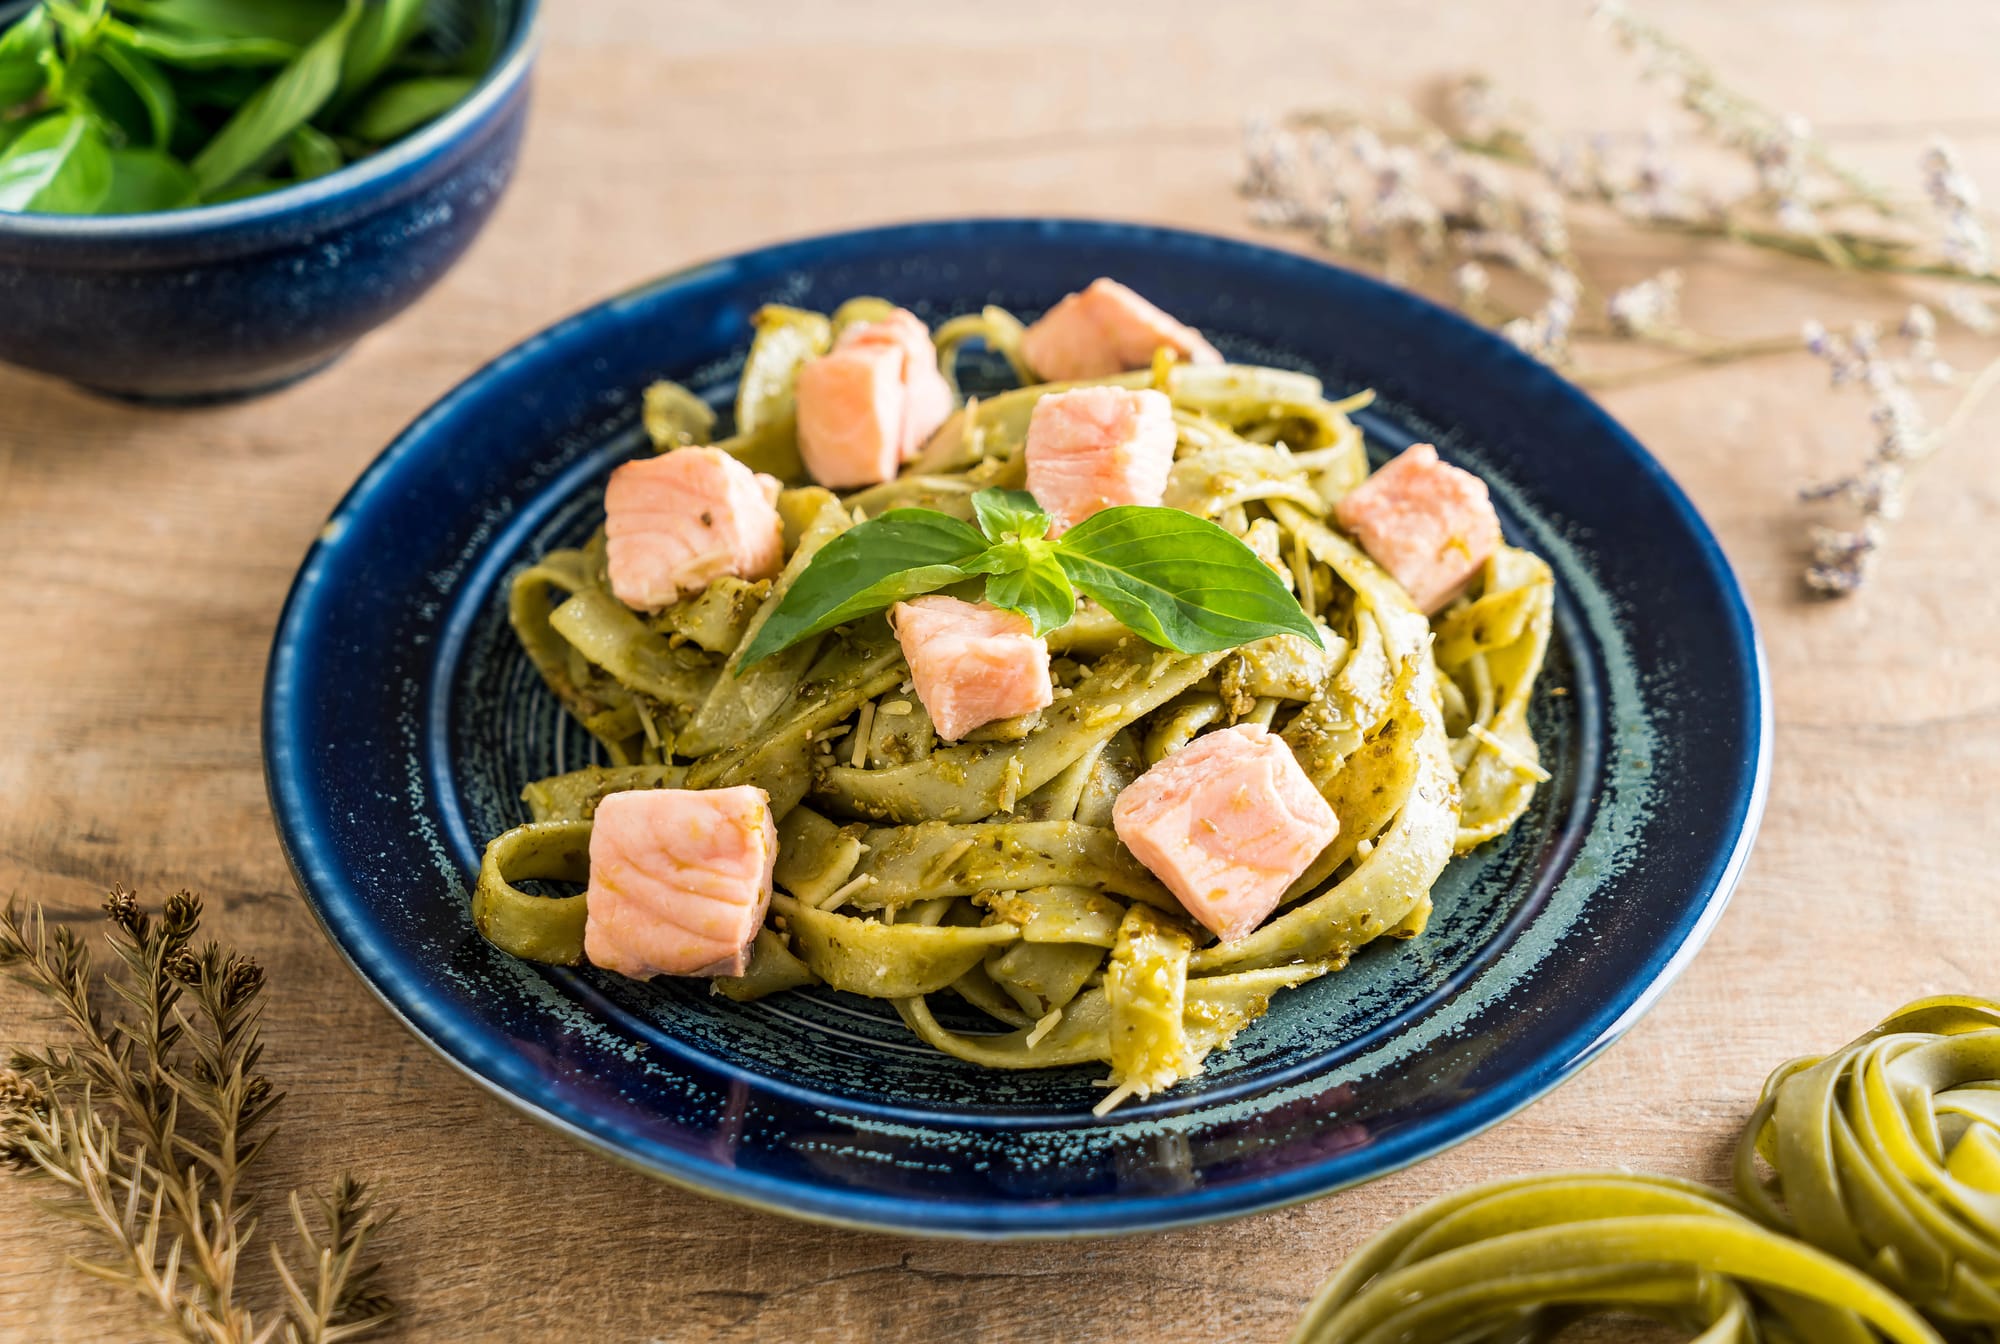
[474,299,1556,1110]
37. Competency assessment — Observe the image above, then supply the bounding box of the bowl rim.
[0,0,540,240]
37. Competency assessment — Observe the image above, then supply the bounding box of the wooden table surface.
[6,1,2000,1339]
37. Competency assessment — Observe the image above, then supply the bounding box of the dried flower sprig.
[1799,319,2000,594]
[1240,1,2000,595]
[1587,0,1899,225]
[0,890,396,1344]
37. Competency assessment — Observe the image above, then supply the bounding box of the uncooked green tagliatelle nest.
[1290,996,2000,1342]
[473,297,1555,1110]
[1736,994,2000,1334]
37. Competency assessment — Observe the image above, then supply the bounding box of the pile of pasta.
[475,300,1555,1108]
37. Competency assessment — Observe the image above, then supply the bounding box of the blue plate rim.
[263,216,1771,1238]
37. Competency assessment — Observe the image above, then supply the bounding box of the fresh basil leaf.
[99,35,175,144]
[0,111,111,212]
[200,168,279,202]
[336,0,424,100]
[344,71,469,142]
[1055,506,1323,654]
[971,487,1049,543]
[166,61,264,109]
[190,0,358,196]
[421,0,497,75]
[286,122,340,178]
[66,52,154,146]
[111,0,342,46]
[981,552,1075,636]
[0,114,34,157]
[954,526,1039,571]
[97,143,194,209]
[43,0,104,48]
[107,18,296,67]
[0,6,56,111]
[736,509,988,670]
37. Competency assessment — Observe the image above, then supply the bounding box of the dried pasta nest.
[1291,997,2000,1341]
[1736,994,2000,1333]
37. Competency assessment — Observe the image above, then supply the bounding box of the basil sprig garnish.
[737,488,1321,670]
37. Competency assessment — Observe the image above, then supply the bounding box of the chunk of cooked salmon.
[1020,278,1224,381]
[1332,443,1502,614]
[796,307,953,487]
[1112,723,1337,944]
[796,345,903,488]
[605,447,785,611]
[583,786,777,979]
[836,309,954,460]
[1024,386,1176,533]
[889,595,1053,742]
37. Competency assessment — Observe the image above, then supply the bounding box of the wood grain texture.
[5,1,2000,1339]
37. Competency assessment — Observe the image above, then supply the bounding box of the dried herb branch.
[1240,0,2000,595]
[271,1178,396,1344]
[0,889,397,1344]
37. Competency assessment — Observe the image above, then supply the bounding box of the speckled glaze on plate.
[263,219,1769,1238]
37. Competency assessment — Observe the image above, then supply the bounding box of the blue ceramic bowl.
[265,220,1770,1237]
[0,0,538,402]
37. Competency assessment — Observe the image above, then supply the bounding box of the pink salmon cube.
[605,447,785,611]
[1024,386,1176,534]
[796,307,953,487]
[583,786,777,979]
[889,596,1053,742]
[1112,724,1338,944]
[1332,443,1502,614]
[835,309,954,460]
[1020,278,1223,381]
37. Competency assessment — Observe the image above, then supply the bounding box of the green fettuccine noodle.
[474,298,1555,1106]
[474,820,593,966]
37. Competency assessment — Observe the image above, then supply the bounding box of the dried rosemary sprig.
[1240,0,2000,595]
[0,889,396,1344]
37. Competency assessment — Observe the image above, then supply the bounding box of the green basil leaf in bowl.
[0,113,114,213]
[0,5,54,109]
[99,145,198,211]
[190,0,360,196]
[346,72,476,143]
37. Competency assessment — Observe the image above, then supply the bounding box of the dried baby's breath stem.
[1241,1,1999,594]
[0,890,397,1343]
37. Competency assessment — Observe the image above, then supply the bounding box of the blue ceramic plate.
[264,219,1769,1238]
